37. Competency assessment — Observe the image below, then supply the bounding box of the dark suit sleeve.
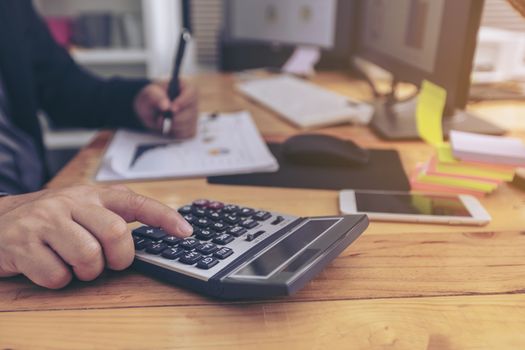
[25,2,149,129]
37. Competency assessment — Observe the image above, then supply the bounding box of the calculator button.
[222,205,239,214]
[196,243,218,255]
[239,207,255,217]
[195,229,216,241]
[241,219,258,229]
[212,233,235,245]
[246,230,265,242]
[146,243,168,255]
[183,214,196,224]
[207,201,224,210]
[210,222,229,232]
[223,215,240,225]
[180,251,203,265]
[133,226,167,241]
[178,205,193,215]
[195,217,212,228]
[162,236,181,246]
[180,237,200,250]
[213,247,234,259]
[192,199,209,208]
[271,216,285,225]
[197,256,219,269]
[207,211,222,221]
[192,207,208,217]
[161,247,185,260]
[133,236,152,250]
[226,226,247,237]
[253,211,271,221]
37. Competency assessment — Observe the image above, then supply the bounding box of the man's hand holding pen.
[133,80,199,139]
[133,29,196,139]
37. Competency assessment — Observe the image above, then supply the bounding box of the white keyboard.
[237,75,373,129]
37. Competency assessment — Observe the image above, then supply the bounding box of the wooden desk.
[1,73,525,349]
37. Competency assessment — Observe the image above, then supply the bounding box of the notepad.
[95,111,278,182]
[416,162,499,193]
[450,130,525,166]
[409,165,487,198]
[432,145,514,181]
[412,80,515,196]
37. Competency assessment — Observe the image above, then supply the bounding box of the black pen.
[161,28,191,135]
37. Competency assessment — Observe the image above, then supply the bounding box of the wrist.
[0,190,44,216]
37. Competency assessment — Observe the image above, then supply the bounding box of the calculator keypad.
[197,256,219,269]
[161,247,185,260]
[133,200,295,274]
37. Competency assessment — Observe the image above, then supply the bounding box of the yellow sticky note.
[437,144,456,163]
[434,161,514,182]
[436,144,515,181]
[416,80,447,147]
[417,173,497,192]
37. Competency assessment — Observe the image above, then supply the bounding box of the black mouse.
[282,134,370,167]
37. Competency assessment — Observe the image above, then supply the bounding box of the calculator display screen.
[233,219,338,278]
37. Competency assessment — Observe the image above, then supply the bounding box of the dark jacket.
[0,0,149,171]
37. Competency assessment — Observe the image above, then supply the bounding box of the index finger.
[98,189,193,237]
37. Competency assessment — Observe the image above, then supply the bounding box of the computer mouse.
[282,134,370,167]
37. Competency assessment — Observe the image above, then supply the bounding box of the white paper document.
[282,46,321,76]
[95,111,278,182]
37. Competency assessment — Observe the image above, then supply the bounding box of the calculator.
[132,199,368,299]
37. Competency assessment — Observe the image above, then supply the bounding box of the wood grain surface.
[2,72,525,349]
[1,294,525,349]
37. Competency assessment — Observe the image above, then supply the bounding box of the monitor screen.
[222,0,357,71]
[227,0,337,49]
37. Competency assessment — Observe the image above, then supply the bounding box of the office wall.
[482,0,525,32]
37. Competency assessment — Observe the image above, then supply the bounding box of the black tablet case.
[208,143,410,191]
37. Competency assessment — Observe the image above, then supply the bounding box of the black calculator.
[132,199,369,299]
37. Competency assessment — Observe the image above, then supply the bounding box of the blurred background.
[32,0,525,173]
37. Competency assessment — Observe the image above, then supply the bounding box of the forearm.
[40,70,150,129]
[26,2,150,129]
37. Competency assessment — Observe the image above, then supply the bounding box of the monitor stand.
[370,98,506,140]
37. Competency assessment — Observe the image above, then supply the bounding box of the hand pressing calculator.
[132,199,368,299]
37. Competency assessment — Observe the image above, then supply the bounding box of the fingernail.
[180,220,193,236]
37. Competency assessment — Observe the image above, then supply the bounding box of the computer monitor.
[221,0,357,71]
[227,0,337,48]
[353,0,505,139]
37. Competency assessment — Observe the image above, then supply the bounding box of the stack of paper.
[96,111,278,182]
[411,80,521,196]
[450,130,525,166]
[411,144,514,197]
